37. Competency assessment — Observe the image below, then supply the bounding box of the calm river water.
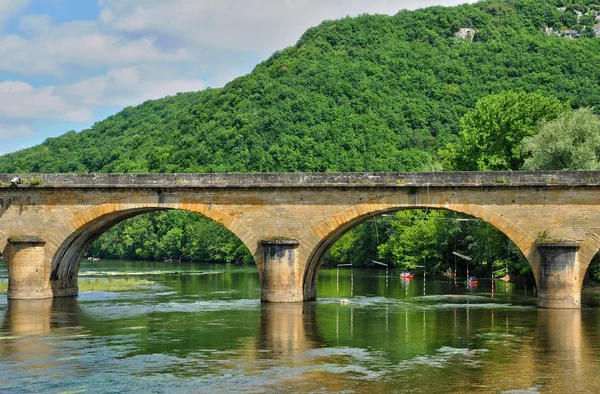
[2,260,600,393]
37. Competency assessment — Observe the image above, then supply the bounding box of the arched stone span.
[48,197,260,297]
[0,230,7,256]
[299,201,538,301]
[578,230,600,284]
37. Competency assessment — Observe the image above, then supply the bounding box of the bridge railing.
[2,171,600,188]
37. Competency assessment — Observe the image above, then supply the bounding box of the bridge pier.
[537,242,581,309]
[4,236,52,300]
[260,239,303,302]
[51,273,79,298]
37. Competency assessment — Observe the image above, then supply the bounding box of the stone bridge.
[2,171,600,309]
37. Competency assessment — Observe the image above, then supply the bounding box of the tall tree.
[443,91,569,171]
[522,108,600,170]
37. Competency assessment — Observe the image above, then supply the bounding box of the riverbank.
[0,278,154,294]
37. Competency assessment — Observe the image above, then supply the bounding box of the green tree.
[444,91,569,171]
[522,108,600,170]
[378,210,461,272]
[326,231,357,266]
[157,228,184,260]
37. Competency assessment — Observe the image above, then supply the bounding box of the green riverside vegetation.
[2,0,600,280]
[78,278,154,292]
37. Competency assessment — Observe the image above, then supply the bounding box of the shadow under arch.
[49,198,260,297]
[300,203,537,301]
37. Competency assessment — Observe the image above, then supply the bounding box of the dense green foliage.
[378,210,461,270]
[1,0,600,273]
[327,209,530,279]
[523,108,600,170]
[87,211,253,263]
[443,91,569,170]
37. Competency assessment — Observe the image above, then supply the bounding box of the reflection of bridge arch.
[50,197,259,296]
[300,202,536,301]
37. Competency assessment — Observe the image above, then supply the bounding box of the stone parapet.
[3,170,600,189]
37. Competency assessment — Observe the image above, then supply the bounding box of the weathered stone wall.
[3,170,600,188]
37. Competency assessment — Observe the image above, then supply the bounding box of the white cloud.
[18,13,52,33]
[0,0,472,78]
[63,66,206,107]
[0,123,34,140]
[0,81,92,122]
[0,67,205,128]
[0,0,29,29]
[0,16,188,76]
[100,0,469,53]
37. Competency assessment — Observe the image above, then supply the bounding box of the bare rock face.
[453,28,477,42]
[546,8,600,38]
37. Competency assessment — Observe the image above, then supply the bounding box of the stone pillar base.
[51,281,79,297]
[537,241,581,309]
[261,239,303,302]
[6,236,52,300]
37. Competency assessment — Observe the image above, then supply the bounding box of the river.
[1,260,600,393]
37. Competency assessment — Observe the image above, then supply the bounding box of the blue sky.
[0,0,469,155]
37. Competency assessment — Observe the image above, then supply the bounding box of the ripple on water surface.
[80,298,261,321]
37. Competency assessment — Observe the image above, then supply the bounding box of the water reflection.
[0,298,81,375]
[533,309,592,391]
[257,302,322,359]
[2,297,80,335]
[2,263,600,392]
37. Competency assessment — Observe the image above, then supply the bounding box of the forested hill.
[2,0,600,173]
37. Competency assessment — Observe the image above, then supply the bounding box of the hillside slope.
[2,0,600,173]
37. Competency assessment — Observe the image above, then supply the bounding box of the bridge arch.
[48,196,260,297]
[299,201,538,300]
[0,230,7,258]
[578,230,600,285]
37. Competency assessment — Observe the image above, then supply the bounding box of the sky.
[0,0,471,155]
